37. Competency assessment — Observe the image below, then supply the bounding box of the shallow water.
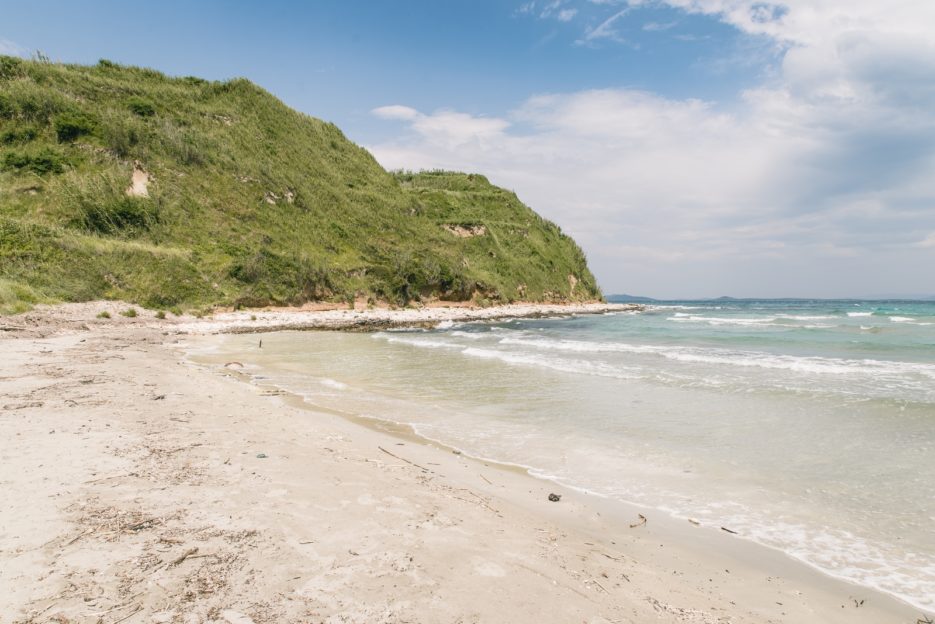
[193,300,935,611]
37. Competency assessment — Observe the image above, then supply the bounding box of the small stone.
[256,453,268,459]
[548,493,561,502]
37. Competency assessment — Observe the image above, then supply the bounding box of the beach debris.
[112,605,143,624]
[152,394,165,400]
[853,598,864,608]
[378,445,430,472]
[629,514,647,528]
[548,493,561,502]
[688,518,700,526]
[586,577,609,593]
[479,473,493,485]
[169,547,199,567]
[259,339,263,348]
[917,615,934,624]
[256,453,268,459]
[720,526,738,535]
[223,361,244,368]
[452,449,462,455]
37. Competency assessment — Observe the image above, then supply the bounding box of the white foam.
[667,315,780,327]
[496,336,935,380]
[382,336,462,350]
[461,347,641,379]
[320,378,348,390]
[848,312,873,317]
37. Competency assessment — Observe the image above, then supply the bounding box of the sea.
[193,299,935,611]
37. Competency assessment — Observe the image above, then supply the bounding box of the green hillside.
[0,56,601,314]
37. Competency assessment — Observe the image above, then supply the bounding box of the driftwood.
[378,446,430,472]
[629,514,647,528]
[169,547,198,567]
[720,526,738,535]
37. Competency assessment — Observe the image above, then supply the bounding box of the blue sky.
[3,1,935,298]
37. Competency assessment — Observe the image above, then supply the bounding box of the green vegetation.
[96,310,110,319]
[0,56,601,312]
[120,307,137,317]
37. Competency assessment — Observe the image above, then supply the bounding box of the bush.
[126,97,155,117]
[96,310,111,319]
[0,56,24,80]
[80,197,159,235]
[100,113,145,157]
[155,310,166,319]
[54,112,95,142]
[1,126,38,144]
[57,172,159,236]
[2,147,67,175]
[120,307,137,317]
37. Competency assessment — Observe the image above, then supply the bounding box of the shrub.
[2,148,67,175]
[80,197,159,235]
[100,113,144,157]
[57,172,159,236]
[120,307,137,317]
[155,310,166,319]
[0,93,13,119]
[0,56,24,80]
[1,126,38,144]
[126,97,155,117]
[169,306,182,316]
[54,112,95,142]
[96,310,111,319]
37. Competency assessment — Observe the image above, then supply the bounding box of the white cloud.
[557,8,579,21]
[368,2,935,297]
[371,105,421,121]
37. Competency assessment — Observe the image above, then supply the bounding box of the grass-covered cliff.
[0,56,601,313]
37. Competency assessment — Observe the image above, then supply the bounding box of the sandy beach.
[0,302,924,624]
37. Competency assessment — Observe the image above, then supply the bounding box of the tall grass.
[0,56,601,313]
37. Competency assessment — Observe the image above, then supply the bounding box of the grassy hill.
[0,56,601,314]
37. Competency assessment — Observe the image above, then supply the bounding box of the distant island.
[0,56,600,314]
[608,294,935,303]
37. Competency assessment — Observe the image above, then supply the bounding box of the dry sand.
[0,302,925,623]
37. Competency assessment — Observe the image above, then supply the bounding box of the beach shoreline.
[0,302,925,623]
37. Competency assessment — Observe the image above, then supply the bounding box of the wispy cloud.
[0,38,26,57]
[577,8,631,45]
[642,21,677,31]
[517,0,578,22]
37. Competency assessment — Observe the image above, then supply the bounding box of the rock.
[256,453,268,459]
[548,493,561,502]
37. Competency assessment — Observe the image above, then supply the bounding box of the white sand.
[0,302,924,623]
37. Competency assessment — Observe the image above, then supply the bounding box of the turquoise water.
[196,300,935,611]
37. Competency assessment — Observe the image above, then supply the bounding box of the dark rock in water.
[548,493,561,502]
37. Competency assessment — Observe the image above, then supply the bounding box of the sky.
[3,0,935,298]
